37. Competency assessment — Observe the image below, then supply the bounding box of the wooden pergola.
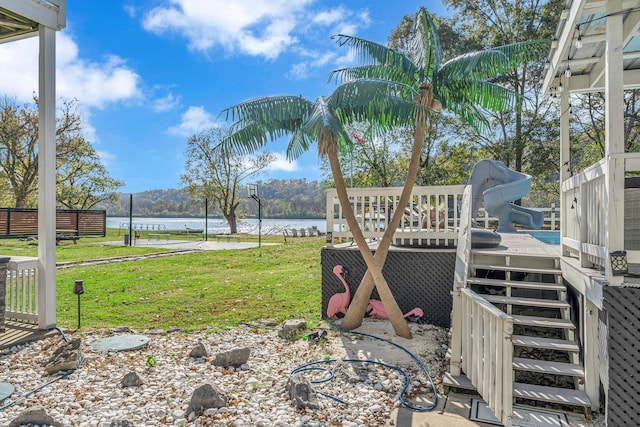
[0,0,66,328]
[542,0,640,282]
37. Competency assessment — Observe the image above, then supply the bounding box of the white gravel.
[0,321,449,426]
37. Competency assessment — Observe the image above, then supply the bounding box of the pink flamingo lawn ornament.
[326,265,350,320]
[366,299,424,321]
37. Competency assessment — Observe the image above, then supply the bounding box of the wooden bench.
[56,230,79,245]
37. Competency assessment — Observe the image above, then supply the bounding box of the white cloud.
[142,0,311,59]
[0,31,142,108]
[153,92,181,112]
[267,152,299,172]
[287,62,310,80]
[96,149,117,168]
[123,5,138,19]
[333,48,357,69]
[167,106,217,136]
[141,0,370,67]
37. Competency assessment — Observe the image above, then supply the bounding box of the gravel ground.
[0,320,449,426]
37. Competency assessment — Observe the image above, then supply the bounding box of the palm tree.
[222,83,431,338]
[331,7,550,330]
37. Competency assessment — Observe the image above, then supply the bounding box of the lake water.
[107,216,326,235]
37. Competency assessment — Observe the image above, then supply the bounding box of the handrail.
[454,186,473,288]
[450,187,513,425]
[3,256,39,323]
[460,287,514,426]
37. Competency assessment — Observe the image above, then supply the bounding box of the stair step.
[472,250,559,260]
[513,382,591,407]
[512,335,580,352]
[442,372,476,391]
[483,295,570,309]
[512,315,575,330]
[512,358,584,376]
[471,263,561,275]
[467,277,566,292]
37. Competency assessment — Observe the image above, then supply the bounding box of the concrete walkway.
[104,239,278,251]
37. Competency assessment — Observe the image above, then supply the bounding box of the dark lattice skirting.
[603,287,640,425]
[321,247,455,327]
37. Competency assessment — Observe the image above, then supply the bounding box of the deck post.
[449,289,462,376]
[559,83,571,258]
[604,0,625,285]
[584,299,601,410]
[37,25,57,329]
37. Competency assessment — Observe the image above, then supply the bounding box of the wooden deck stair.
[448,249,592,414]
[512,335,580,353]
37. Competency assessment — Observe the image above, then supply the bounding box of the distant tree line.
[98,179,326,218]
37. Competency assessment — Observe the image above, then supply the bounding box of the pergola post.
[604,0,625,285]
[37,24,57,329]
[559,86,570,258]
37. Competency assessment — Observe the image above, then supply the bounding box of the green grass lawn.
[1,230,326,331]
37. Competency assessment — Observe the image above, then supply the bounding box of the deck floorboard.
[0,320,60,350]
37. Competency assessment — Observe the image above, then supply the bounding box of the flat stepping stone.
[0,382,14,402]
[90,334,150,352]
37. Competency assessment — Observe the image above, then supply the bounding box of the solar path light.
[247,183,262,248]
[73,280,85,329]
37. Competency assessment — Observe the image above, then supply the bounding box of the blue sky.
[0,1,450,193]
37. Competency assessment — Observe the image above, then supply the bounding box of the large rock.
[121,371,144,387]
[278,319,306,340]
[110,420,135,427]
[9,407,62,427]
[186,384,228,415]
[189,341,209,358]
[44,338,83,375]
[286,374,320,409]
[211,348,250,368]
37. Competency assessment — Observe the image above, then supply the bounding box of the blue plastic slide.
[468,160,544,232]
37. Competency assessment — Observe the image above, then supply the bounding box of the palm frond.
[492,40,551,70]
[330,79,423,128]
[438,40,551,82]
[286,130,314,161]
[437,79,518,113]
[331,34,416,77]
[329,65,416,86]
[222,96,315,157]
[223,96,313,125]
[222,121,272,155]
[411,7,441,81]
[300,96,352,156]
[443,100,490,134]
[438,50,510,81]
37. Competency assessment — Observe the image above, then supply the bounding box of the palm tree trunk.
[341,111,427,331]
[327,149,411,338]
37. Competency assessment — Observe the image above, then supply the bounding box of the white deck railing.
[326,185,561,246]
[460,287,514,426]
[326,185,467,246]
[561,153,640,272]
[475,204,560,231]
[4,256,39,323]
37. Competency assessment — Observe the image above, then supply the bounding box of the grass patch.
[1,229,325,331]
